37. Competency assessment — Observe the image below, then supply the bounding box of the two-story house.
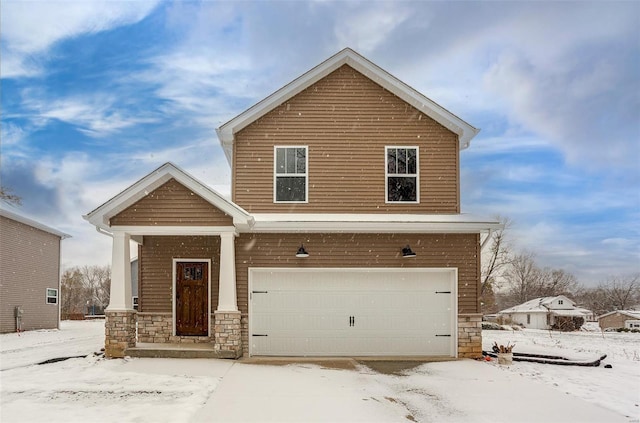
[85,48,501,359]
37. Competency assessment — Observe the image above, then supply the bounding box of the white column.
[217,232,238,312]
[107,231,132,311]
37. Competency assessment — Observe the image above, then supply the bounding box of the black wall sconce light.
[402,245,417,258]
[296,244,309,258]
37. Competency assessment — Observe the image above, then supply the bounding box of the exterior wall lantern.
[402,245,417,258]
[296,244,310,258]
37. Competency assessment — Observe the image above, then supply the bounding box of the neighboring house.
[497,296,592,330]
[84,48,502,358]
[598,310,640,330]
[0,207,69,333]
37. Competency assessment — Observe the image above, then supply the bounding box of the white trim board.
[84,162,252,231]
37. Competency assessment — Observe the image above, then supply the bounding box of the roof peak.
[216,48,479,165]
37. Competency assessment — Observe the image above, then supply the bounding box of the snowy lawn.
[1,321,638,422]
[482,324,640,420]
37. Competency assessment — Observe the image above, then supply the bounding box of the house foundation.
[458,313,482,358]
[105,310,137,358]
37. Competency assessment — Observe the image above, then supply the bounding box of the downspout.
[480,229,493,251]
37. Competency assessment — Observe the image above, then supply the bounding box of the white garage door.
[249,268,457,356]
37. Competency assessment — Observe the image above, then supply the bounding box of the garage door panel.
[250,269,456,356]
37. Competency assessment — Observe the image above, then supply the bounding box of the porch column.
[217,232,238,311]
[107,231,132,310]
[105,231,136,358]
[214,231,241,358]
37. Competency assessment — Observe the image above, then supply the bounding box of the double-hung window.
[274,146,307,202]
[46,288,58,305]
[386,146,419,203]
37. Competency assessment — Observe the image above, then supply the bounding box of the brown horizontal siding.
[0,216,60,333]
[235,232,480,317]
[233,65,459,213]
[111,179,233,226]
[139,236,220,313]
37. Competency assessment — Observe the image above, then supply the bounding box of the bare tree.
[598,273,640,311]
[502,250,580,308]
[535,268,579,298]
[60,265,111,318]
[503,251,539,305]
[61,268,86,318]
[81,265,111,312]
[573,286,609,316]
[0,186,22,206]
[480,216,512,313]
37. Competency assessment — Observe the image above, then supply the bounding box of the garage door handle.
[435,291,451,294]
[252,334,268,337]
[435,334,451,337]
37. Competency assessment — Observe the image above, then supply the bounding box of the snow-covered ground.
[482,323,640,420]
[1,321,638,422]
[0,320,105,370]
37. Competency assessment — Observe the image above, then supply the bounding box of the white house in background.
[497,296,593,330]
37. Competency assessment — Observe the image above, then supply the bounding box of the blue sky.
[1,0,638,287]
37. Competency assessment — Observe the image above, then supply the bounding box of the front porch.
[104,230,243,358]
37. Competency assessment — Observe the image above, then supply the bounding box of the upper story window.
[558,300,564,305]
[386,146,419,203]
[274,146,307,202]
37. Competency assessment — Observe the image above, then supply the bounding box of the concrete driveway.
[118,357,629,423]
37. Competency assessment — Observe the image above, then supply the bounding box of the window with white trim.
[46,288,58,305]
[386,146,418,203]
[274,146,307,202]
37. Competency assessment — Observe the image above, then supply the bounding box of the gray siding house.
[0,207,69,333]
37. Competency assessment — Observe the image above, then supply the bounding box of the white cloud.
[1,0,160,78]
[334,3,411,53]
[20,92,157,136]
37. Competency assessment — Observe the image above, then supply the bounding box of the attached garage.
[249,268,457,357]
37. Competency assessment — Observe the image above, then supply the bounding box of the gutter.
[95,226,113,238]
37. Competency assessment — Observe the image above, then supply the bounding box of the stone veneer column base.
[458,313,482,359]
[214,310,242,358]
[105,310,137,358]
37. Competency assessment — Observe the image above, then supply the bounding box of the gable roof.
[498,296,577,314]
[83,162,251,230]
[216,48,479,165]
[0,206,70,239]
[597,310,640,320]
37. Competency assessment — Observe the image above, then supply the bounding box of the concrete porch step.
[125,343,240,359]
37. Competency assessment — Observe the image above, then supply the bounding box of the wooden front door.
[176,261,208,336]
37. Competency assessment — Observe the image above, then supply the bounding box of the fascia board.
[246,220,502,234]
[84,162,250,228]
[0,207,71,239]
[342,55,479,150]
[108,225,237,236]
